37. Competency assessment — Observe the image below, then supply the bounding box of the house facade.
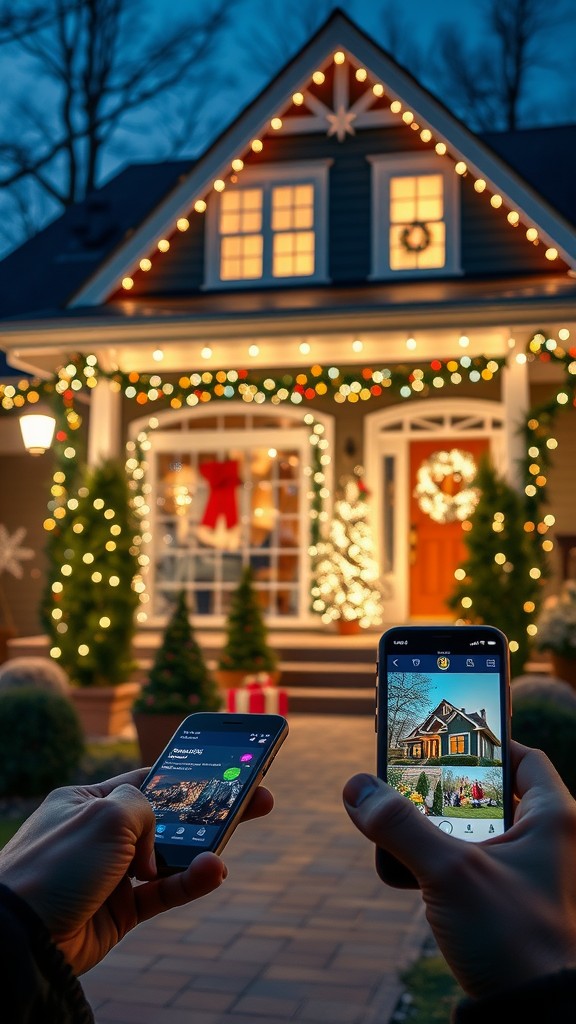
[401,699,501,762]
[1,12,575,639]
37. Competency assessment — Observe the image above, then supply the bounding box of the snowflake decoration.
[0,525,34,578]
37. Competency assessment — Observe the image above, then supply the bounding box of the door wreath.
[413,448,479,523]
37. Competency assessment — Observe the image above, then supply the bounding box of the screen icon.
[437,656,450,670]
[466,658,475,668]
[412,658,420,667]
[486,658,496,668]
[223,767,241,780]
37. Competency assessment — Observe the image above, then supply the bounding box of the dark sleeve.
[453,969,576,1024]
[0,883,94,1024]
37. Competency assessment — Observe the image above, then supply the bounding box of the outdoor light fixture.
[19,412,56,455]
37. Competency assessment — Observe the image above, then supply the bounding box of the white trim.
[128,402,335,626]
[364,398,506,621]
[204,160,332,289]
[68,14,576,308]
[368,152,461,279]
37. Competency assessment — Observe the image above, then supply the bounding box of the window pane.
[390,176,415,198]
[273,231,315,276]
[221,235,263,279]
[391,199,416,224]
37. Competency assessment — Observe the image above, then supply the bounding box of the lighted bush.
[0,688,84,797]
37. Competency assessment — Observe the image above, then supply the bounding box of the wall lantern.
[19,412,56,455]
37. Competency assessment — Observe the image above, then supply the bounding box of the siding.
[122,124,558,300]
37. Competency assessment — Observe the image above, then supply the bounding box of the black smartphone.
[376,625,512,888]
[140,712,288,874]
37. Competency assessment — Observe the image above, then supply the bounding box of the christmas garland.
[413,448,480,524]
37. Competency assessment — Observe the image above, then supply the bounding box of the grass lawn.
[394,954,463,1024]
[440,806,503,819]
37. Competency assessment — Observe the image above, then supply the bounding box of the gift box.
[226,681,288,715]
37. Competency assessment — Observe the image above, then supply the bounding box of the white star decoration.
[326,105,357,142]
[0,525,34,578]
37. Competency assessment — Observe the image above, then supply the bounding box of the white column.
[502,345,530,491]
[87,380,121,466]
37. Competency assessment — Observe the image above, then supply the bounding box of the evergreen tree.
[312,473,384,628]
[42,459,139,686]
[432,780,444,816]
[218,565,278,673]
[415,771,430,801]
[134,590,221,714]
[447,457,544,673]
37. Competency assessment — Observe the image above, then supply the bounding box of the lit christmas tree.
[447,457,545,673]
[312,472,384,629]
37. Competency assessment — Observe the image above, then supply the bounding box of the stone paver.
[83,714,428,1023]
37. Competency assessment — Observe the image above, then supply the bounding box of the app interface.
[385,648,505,841]
[142,725,274,849]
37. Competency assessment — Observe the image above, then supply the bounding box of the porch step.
[286,686,376,715]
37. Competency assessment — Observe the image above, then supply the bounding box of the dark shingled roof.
[0,160,191,320]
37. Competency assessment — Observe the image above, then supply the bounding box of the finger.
[82,769,150,798]
[239,786,274,822]
[105,783,157,879]
[134,851,227,922]
[343,773,458,883]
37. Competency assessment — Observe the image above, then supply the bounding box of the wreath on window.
[400,220,432,253]
[413,448,480,524]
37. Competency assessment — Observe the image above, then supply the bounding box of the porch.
[8,628,380,716]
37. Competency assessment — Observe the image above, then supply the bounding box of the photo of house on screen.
[399,699,501,765]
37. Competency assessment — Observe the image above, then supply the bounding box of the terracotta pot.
[132,711,186,766]
[551,653,576,690]
[0,627,16,665]
[69,682,141,739]
[337,619,362,636]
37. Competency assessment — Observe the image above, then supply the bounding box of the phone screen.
[377,626,511,843]
[141,713,287,868]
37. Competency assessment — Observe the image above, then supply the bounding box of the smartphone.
[140,712,288,874]
[376,625,512,888]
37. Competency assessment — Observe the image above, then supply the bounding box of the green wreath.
[400,220,431,253]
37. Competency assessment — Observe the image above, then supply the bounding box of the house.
[401,699,501,762]
[0,10,575,643]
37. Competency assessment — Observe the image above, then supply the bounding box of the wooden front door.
[409,438,489,618]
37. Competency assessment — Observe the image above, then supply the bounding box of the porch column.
[87,380,121,466]
[502,346,530,491]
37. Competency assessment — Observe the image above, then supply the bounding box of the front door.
[409,438,488,618]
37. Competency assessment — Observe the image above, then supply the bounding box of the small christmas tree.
[135,591,221,714]
[431,780,443,816]
[415,771,430,802]
[218,566,278,674]
[447,457,545,674]
[42,459,139,687]
[312,473,384,629]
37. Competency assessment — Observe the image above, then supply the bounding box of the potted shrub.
[535,580,576,688]
[41,459,141,737]
[214,565,279,689]
[133,590,222,764]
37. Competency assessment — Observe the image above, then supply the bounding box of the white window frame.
[368,152,462,279]
[204,160,332,289]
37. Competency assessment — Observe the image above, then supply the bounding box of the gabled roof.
[1,8,575,323]
[405,699,501,748]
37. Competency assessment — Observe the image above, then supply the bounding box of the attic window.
[368,153,461,279]
[205,160,331,289]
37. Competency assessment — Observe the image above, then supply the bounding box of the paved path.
[83,715,428,1024]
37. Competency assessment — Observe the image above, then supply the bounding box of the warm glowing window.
[207,161,331,288]
[220,189,263,280]
[389,174,445,269]
[272,185,315,277]
[450,735,467,754]
[369,154,460,278]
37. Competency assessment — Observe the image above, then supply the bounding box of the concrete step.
[286,687,376,715]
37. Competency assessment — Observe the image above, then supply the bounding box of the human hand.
[343,742,576,999]
[0,770,273,975]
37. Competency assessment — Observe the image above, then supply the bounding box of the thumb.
[343,773,454,887]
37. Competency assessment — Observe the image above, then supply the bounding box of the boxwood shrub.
[0,688,84,797]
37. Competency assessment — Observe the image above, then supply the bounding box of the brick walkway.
[83,714,428,1024]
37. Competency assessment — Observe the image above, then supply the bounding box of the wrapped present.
[226,681,288,715]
